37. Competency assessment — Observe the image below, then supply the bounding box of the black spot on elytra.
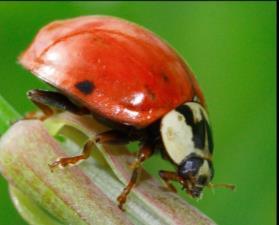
[161,72,169,82]
[75,80,94,95]
[175,105,214,153]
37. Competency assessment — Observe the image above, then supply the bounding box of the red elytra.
[19,16,205,128]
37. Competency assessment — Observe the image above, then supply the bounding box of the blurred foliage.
[0,2,276,225]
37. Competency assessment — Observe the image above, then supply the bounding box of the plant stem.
[0,95,21,135]
[0,95,216,225]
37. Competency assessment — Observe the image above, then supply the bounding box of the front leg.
[159,170,181,193]
[26,89,89,120]
[117,142,155,210]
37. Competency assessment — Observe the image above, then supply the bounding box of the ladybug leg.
[95,130,132,145]
[117,142,154,210]
[49,130,131,170]
[159,170,180,193]
[49,140,94,171]
[26,89,89,120]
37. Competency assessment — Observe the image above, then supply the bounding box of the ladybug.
[19,16,218,209]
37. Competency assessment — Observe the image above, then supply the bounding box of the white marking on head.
[197,160,210,177]
[160,102,212,165]
[161,110,201,164]
[186,102,209,122]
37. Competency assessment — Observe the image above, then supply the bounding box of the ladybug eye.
[178,156,204,178]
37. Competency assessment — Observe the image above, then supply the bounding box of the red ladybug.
[19,16,215,209]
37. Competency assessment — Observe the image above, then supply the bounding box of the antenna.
[208,183,236,191]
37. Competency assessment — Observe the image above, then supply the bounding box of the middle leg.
[117,141,155,210]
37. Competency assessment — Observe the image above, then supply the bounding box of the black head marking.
[175,104,214,153]
[175,105,194,126]
[192,110,206,150]
[208,160,214,180]
[205,116,214,153]
[197,109,214,153]
[75,80,95,95]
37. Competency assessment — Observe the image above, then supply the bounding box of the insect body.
[19,16,215,209]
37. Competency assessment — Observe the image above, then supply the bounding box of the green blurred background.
[0,2,276,225]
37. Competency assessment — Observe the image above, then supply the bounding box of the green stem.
[9,186,63,225]
[0,95,21,135]
[0,95,216,225]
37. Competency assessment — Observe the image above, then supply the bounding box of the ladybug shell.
[19,16,205,128]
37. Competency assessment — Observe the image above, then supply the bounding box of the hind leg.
[26,89,89,120]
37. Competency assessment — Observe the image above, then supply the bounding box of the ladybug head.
[177,155,214,198]
[160,101,235,197]
[160,101,215,197]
